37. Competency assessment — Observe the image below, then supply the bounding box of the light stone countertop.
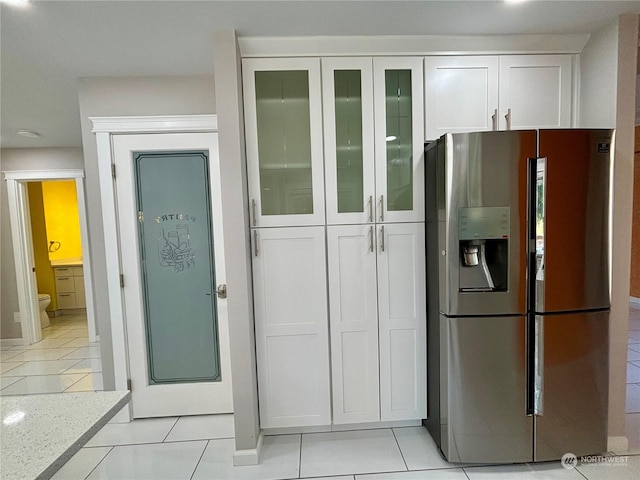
[0,391,130,480]
[50,259,83,267]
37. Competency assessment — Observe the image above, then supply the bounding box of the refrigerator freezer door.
[534,311,608,461]
[445,315,532,463]
[443,131,534,316]
[536,129,613,313]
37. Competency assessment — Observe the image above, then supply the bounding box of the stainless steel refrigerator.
[424,129,612,463]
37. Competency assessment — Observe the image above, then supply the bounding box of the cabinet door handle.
[368,195,373,223]
[379,195,384,222]
[369,226,374,252]
[58,277,70,281]
[380,225,385,252]
[491,109,497,131]
[505,108,512,130]
[253,230,259,257]
[251,199,257,227]
[59,294,71,297]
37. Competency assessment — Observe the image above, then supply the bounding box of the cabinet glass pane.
[334,70,364,213]
[255,70,313,216]
[385,69,413,211]
[134,151,221,384]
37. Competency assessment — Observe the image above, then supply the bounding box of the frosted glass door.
[322,57,375,225]
[374,58,424,223]
[134,151,220,384]
[243,58,325,227]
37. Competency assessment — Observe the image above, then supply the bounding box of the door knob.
[216,284,227,299]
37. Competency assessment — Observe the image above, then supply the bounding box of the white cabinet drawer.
[57,293,77,309]
[55,276,75,293]
[54,267,73,278]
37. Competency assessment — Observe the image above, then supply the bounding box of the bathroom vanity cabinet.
[54,266,86,310]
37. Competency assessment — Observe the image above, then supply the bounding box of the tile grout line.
[574,464,590,480]
[88,437,217,449]
[62,372,91,393]
[82,445,114,480]
[189,439,210,480]
[162,416,181,442]
[390,428,409,472]
[298,433,303,478]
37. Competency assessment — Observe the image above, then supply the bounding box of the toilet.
[37,294,51,328]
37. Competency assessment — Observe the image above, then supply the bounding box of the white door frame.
[3,169,98,346]
[91,115,220,419]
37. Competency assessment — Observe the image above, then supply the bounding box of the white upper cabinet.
[323,57,376,225]
[374,57,425,223]
[243,58,325,227]
[499,55,572,130]
[324,57,425,224]
[425,54,573,140]
[424,56,499,141]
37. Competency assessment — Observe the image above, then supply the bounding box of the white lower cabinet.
[252,226,331,428]
[377,223,427,421]
[327,223,426,425]
[327,225,380,424]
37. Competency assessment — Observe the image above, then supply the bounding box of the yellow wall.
[42,180,82,261]
[27,183,58,311]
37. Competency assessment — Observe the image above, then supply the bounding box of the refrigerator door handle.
[534,157,547,313]
[534,315,544,416]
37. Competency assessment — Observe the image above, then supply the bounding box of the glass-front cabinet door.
[322,57,375,225]
[373,57,424,223]
[243,58,325,227]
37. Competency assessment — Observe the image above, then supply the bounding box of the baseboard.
[263,425,332,436]
[233,431,264,466]
[630,297,640,306]
[607,435,629,454]
[263,419,422,436]
[0,338,23,347]
[331,419,421,431]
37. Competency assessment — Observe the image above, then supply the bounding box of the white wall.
[579,20,619,127]
[0,147,84,339]
[213,30,262,461]
[579,14,639,449]
[610,14,639,449]
[77,74,216,389]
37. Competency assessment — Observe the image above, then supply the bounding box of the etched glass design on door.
[134,151,220,384]
[385,69,413,211]
[255,70,313,216]
[334,70,364,214]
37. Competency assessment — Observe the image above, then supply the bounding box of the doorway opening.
[4,170,97,347]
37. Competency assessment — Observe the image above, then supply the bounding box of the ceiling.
[1,0,639,149]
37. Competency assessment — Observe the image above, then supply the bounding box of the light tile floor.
[3,308,640,479]
[52,417,640,480]
[0,312,103,395]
